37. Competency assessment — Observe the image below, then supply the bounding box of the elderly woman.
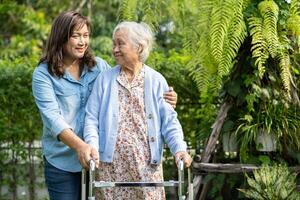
[84,21,192,199]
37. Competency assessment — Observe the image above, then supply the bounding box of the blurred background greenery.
[0,0,201,199]
[1,0,300,199]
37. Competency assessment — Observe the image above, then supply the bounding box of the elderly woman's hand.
[163,86,177,108]
[175,151,192,168]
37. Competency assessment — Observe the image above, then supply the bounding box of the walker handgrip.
[179,160,184,171]
[178,159,185,200]
[89,160,96,199]
[89,159,96,171]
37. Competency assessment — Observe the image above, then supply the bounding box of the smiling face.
[63,24,90,62]
[112,29,140,67]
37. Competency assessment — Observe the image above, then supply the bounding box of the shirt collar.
[117,66,145,90]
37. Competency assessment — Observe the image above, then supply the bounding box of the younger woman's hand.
[77,143,99,169]
[163,86,177,108]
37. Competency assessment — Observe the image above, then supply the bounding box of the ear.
[138,44,143,54]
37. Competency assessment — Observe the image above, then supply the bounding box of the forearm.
[59,128,99,169]
[58,128,87,153]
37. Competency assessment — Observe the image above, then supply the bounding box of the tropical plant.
[119,0,299,96]
[239,164,300,200]
[235,99,300,159]
[119,0,300,198]
[119,0,300,152]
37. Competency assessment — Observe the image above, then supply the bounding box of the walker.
[81,159,193,200]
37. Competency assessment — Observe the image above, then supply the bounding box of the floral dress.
[95,67,165,200]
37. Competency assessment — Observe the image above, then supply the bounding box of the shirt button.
[153,160,157,164]
[148,114,153,119]
[150,137,155,142]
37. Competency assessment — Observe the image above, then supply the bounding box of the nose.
[113,45,119,53]
[78,36,85,45]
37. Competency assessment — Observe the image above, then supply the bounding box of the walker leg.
[88,160,96,200]
[81,169,86,200]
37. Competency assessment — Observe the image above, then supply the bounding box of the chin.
[114,59,122,66]
[76,54,85,58]
[116,61,124,66]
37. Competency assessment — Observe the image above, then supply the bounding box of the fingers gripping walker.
[81,160,193,200]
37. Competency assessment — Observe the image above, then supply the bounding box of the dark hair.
[39,11,96,77]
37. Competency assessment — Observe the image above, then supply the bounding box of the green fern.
[249,16,269,78]
[119,0,295,98]
[210,0,231,64]
[188,0,248,91]
[287,15,300,36]
[218,0,248,77]
[278,52,291,94]
[287,0,300,36]
[183,0,212,57]
[258,0,280,59]
[290,0,300,16]
[118,0,138,21]
[140,1,161,29]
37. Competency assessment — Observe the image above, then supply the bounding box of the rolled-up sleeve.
[32,68,72,139]
[84,74,103,150]
[159,78,187,155]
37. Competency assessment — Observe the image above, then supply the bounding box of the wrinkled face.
[112,29,140,67]
[63,24,89,61]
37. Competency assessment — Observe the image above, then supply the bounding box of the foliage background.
[2,0,300,199]
[0,0,201,199]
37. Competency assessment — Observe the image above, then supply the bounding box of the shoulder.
[32,62,50,78]
[95,65,120,84]
[101,65,120,76]
[93,57,111,72]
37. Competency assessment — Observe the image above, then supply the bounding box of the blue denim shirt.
[84,65,187,165]
[32,57,110,172]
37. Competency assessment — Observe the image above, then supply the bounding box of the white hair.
[113,21,154,62]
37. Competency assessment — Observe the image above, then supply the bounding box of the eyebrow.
[72,31,89,34]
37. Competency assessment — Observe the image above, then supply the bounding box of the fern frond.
[187,33,218,92]
[249,16,269,78]
[218,0,248,77]
[166,0,200,52]
[187,62,210,93]
[258,0,280,58]
[183,0,212,51]
[118,0,138,21]
[287,15,300,36]
[210,0,234,64]
[140,1,161,29]
[290,0,300,16]
[278,52,291,95]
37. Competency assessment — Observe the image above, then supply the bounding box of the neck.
[122,61,143,82]
[63,57,81,80]
[63,56,80,69]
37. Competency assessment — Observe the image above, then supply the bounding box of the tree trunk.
[191,100,232,200]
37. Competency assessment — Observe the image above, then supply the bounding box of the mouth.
[76,47,86,53]
[114,54,122,57]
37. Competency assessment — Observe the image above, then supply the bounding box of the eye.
[117,41,125,47]
[71,34,79,38]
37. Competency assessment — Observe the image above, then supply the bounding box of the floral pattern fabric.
[95,67,165,200]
